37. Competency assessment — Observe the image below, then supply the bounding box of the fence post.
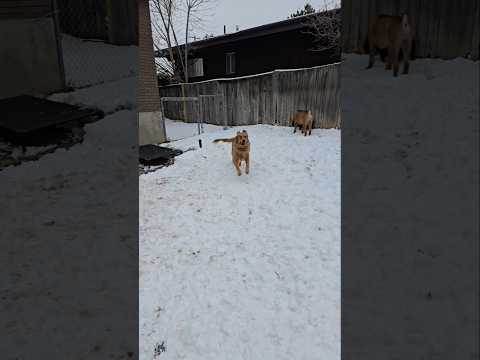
[159,99,167,140]
[198,97,203,134]
[272,71,279,125]
[220,82,228,127]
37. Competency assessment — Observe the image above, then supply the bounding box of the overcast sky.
[202,0,340,36]
[152,0,341,45]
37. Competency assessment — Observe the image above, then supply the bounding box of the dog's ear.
[242,130,247,133]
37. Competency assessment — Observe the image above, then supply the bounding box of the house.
[155,10,340,83]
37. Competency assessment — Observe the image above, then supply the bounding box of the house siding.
[183,28,338,82]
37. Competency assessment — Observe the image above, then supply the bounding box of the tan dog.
[213,130,250,176]
[291,110,313,136]
[364,14,415,77]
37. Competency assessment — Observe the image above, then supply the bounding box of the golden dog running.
[213,130,250,176]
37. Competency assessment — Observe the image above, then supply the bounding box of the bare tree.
[150,0,212,84]
[184,0,210,82]
[150,0,184,82]
[303,1,341,57]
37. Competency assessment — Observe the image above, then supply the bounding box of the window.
[226,52,236,74]
[188,58,204,77]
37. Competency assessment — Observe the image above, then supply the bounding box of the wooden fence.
[342,0,479,60]
[158,63,341,129]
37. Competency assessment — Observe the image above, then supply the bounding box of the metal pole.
[199,97,204,134]
[160,99,167,141]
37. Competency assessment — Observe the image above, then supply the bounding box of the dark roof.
[155,9,339,57]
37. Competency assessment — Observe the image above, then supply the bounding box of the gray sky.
[152,0,340,46]
[201,0,336,37]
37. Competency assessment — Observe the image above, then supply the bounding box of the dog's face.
[236,130,249,145]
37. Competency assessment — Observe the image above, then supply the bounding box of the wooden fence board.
[159,64,341,129]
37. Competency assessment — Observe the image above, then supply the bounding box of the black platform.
[0,95,97,146]
[0,95,96,133]
[139,145,183,166]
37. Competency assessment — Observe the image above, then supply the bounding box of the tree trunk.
[184,6,191,83]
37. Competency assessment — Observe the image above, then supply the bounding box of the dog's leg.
[367,47,376,69]
[293,123,297,133]
[245,156,250,175]
[233,159,242,176]
[309,122,312,136]
[366,37,376,69]
[392,45,400,77]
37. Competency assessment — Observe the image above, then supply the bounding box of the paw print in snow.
[154,341,166,358]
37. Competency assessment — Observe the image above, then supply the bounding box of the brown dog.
[213,130,250,176]
[291,110,313,136]
[364,14,415,77]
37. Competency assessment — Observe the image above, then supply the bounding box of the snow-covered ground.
[140,124,341,359]
[140,53,479,360]
[1,38,138,359]
[1,108,138,359]
[340,54,478,357]
[341,54,478,134]
[49,76,136,114]
[61,34,137,88]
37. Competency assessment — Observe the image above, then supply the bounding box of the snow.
[1,110,137,357]
[140,125,341,359]
[49,76,136,114]
[140,53,479,360]
[1,37,137,358]
[61,34,138,88]
[341,54,479,134]
[339,54,478,356]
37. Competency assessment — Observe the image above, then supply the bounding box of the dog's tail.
[213,137,234,143]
